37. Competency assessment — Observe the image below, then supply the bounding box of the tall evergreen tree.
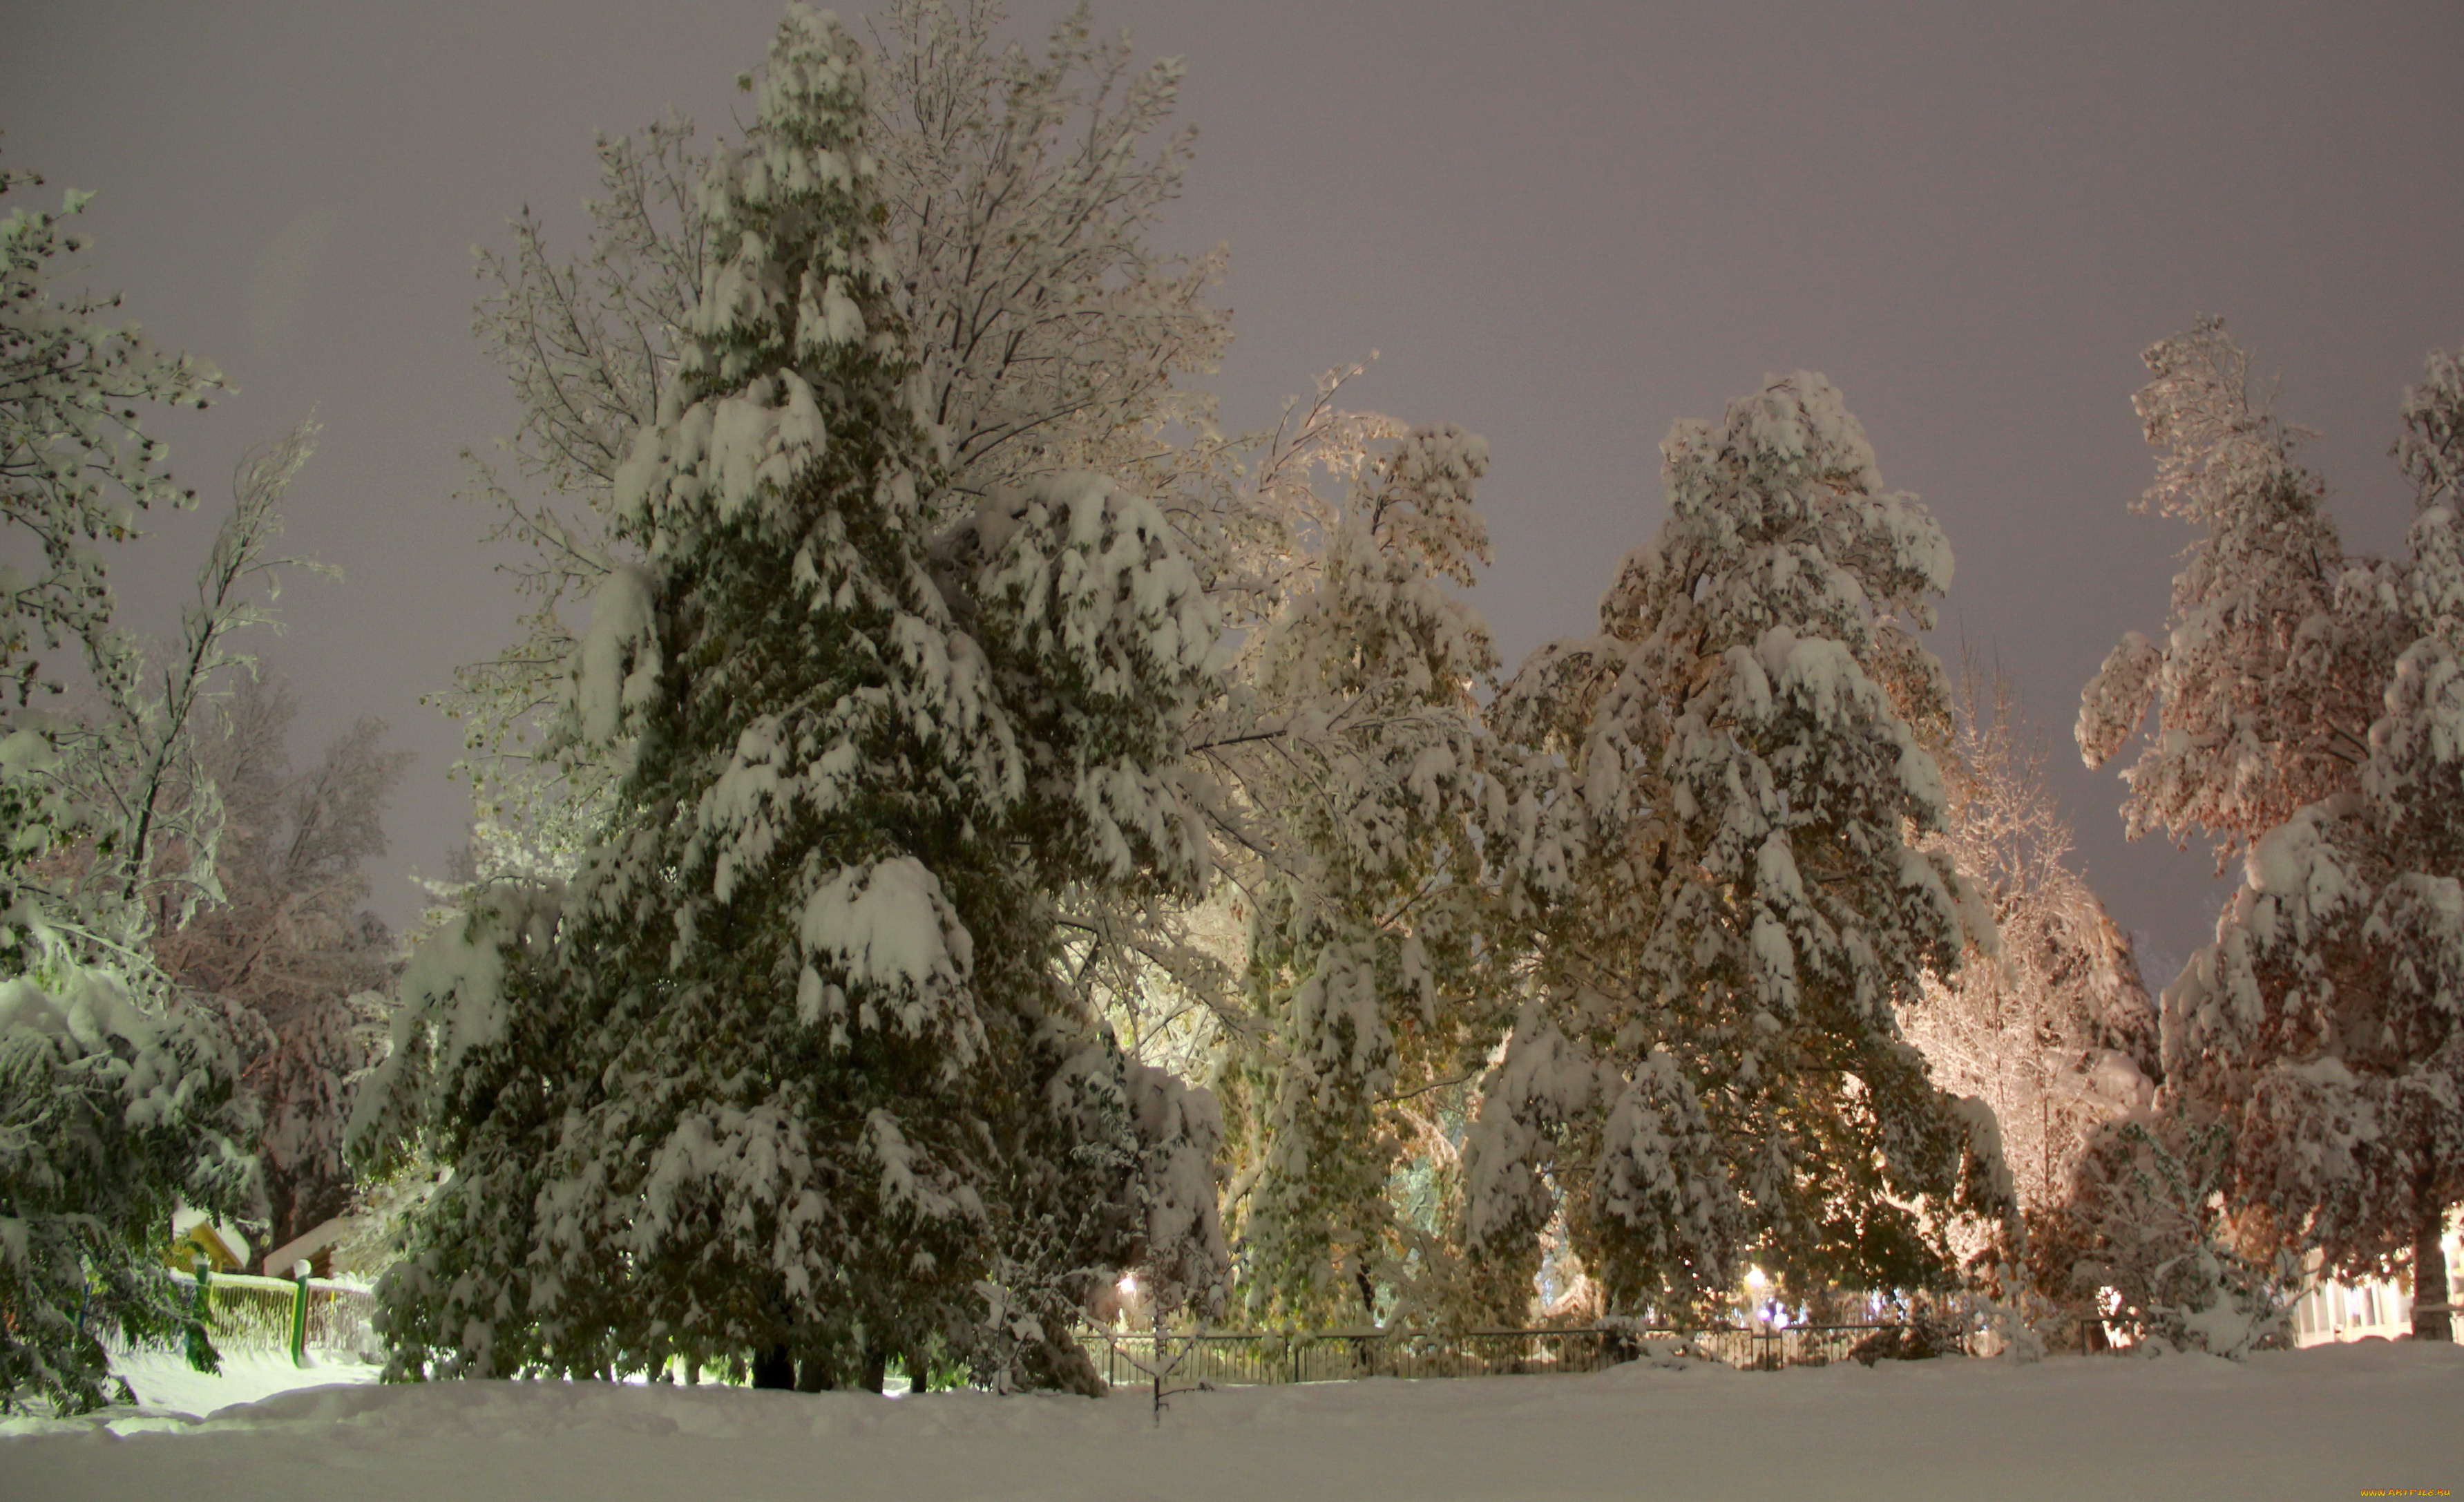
[1465,373,2009,1322]
[1207,422,1501,1324]
[352,6,1219,1393]
[2076,317,2398,857]
[440,0,1232,853]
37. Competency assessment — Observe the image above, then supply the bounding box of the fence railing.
[130,1284,1957,1385]
[151,1272,381,1362]
[1078,1324,1921,1387]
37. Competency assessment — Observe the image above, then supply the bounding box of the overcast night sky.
[6,0,2461,985]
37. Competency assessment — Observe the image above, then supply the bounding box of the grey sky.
[7,0,2460,982]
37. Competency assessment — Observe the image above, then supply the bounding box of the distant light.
[1119,1273,1138,1297]
[1744,1266,1768,1291]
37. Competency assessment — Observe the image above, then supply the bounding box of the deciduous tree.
[154,678,407,1260]
[0,162,261,1412]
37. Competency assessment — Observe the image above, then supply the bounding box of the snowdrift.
[6,1340,2456,1501]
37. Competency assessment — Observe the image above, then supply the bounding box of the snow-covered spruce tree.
[352,8,1217,1394]
[153,678,407,1260]
[1903,662,2158,1215]
[1201,422,1500,1326]
[2148,343,2464,1342]
[1466,374,2010,1324]
[0,163,259,1412]
[437,0,1230,860]
[434,1,1267,1139]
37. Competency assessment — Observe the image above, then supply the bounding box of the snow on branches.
[2076,316,2399,857]
[0,969,255,1411]
[1205,419,1501,1325]
[0,163,222,712]
[1468,372,2009,1323]
[2087,323,2464,1340]
[1903,663,2158,1215]
[356,7,1223,1396]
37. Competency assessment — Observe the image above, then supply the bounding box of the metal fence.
[1078,1324,1915,1387]
[133,1280,1945,1384]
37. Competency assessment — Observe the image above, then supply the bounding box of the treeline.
[3,1,2455,1412]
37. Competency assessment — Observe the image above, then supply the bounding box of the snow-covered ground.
[95,1347,387,1420]
[6,1342,2456,1501]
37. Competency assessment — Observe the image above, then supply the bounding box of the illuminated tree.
[1206,421,1502,1324]
[1464,373,2009,1323]
[2083,322,2463,1342]
[1904,663,2158,1214]
[2076,316,2396,855]
[352,8,1219,1393]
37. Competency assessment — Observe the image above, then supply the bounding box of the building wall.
[2287,1212,2463,1347]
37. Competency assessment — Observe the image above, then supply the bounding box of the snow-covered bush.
[1845,1293,1970,1364]
[1123,1061,1230,1318]
[0,968,254,1411]
[1467,372,2012,1324]
[2029,1108,2290,1358]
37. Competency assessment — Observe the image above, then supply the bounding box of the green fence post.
[288,1259,311,1367]
[184,1255,219,1373]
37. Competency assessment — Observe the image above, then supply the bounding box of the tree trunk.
[2414,1212,2453,1344]
[750,1344,797,1389]
[859,1343,888,1394]
[794,1348,838,1392]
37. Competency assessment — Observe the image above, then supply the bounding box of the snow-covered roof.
[170,1210,251,1272]
[262,1215,357,1277]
